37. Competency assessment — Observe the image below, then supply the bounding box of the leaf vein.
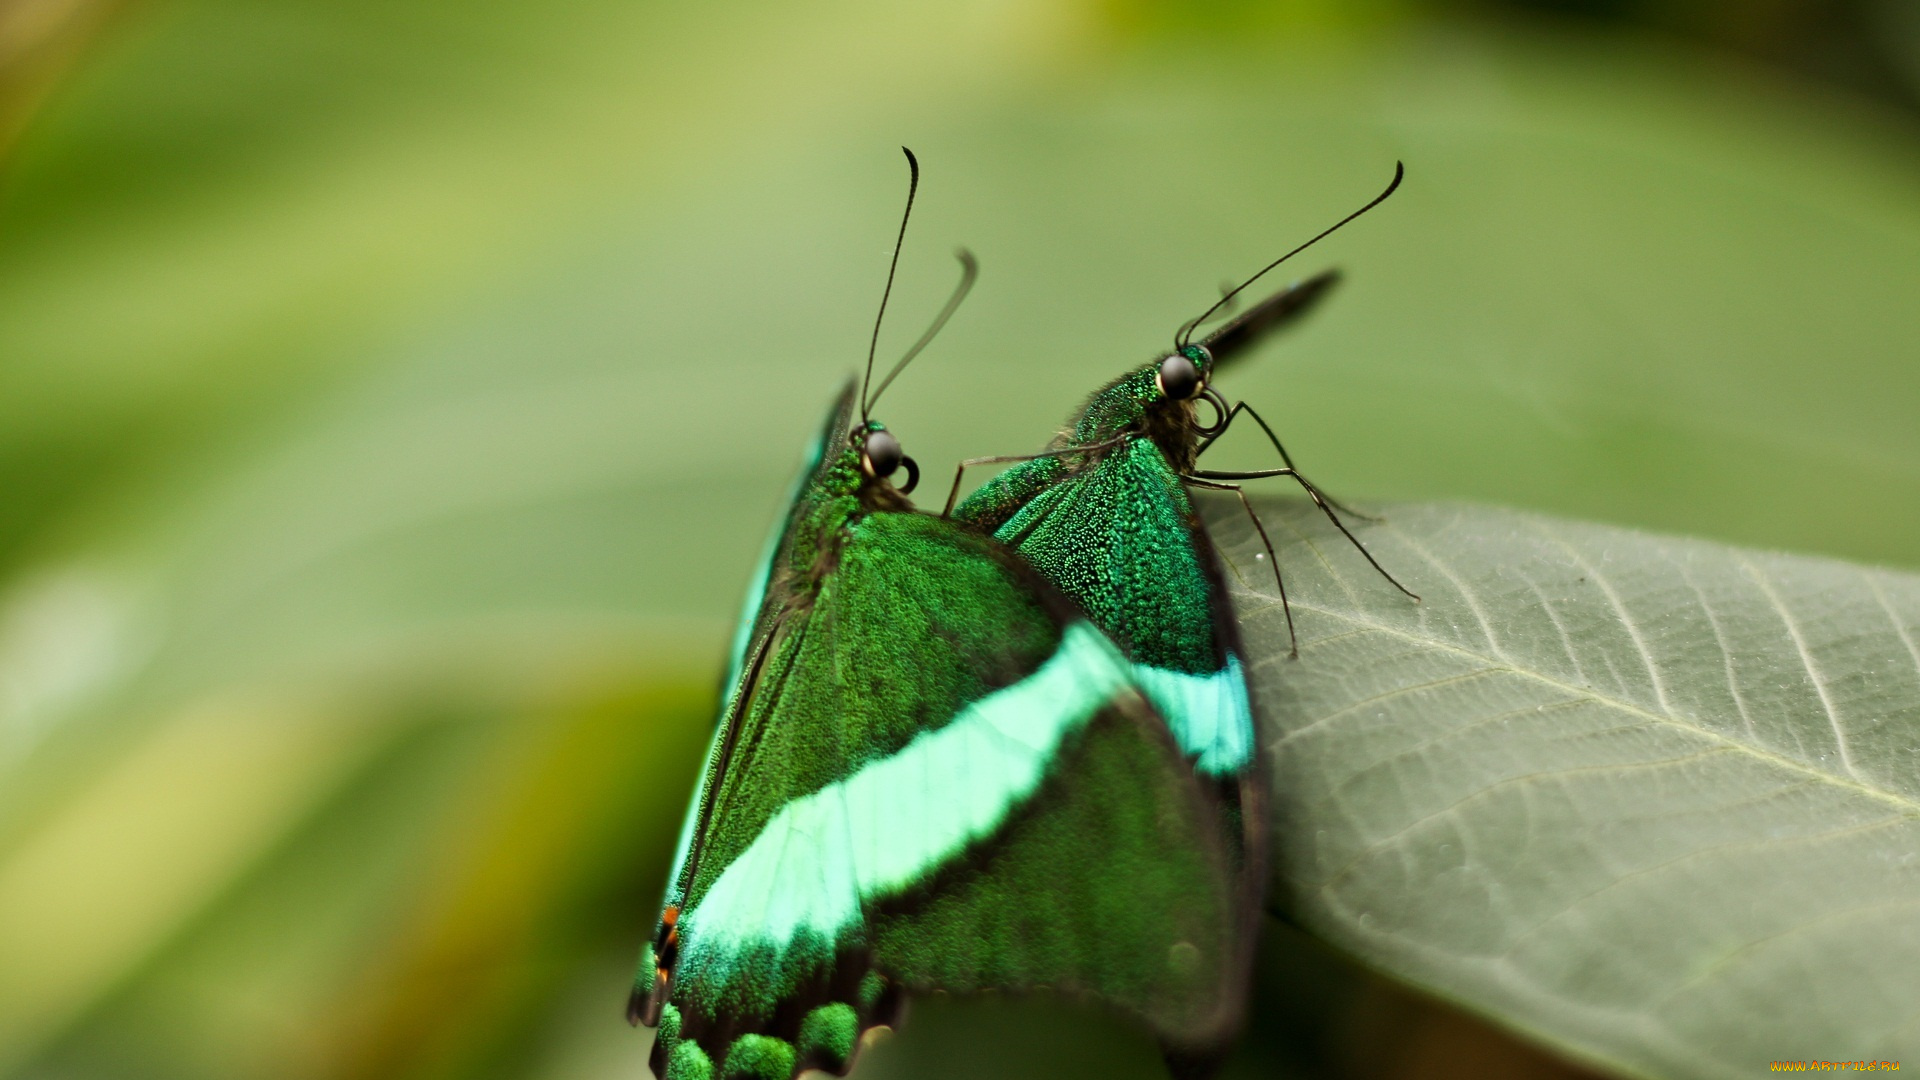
[1525,518,1676,719]
[1233,593,1920,816]
[1736,555,1858,782]
[1318,746,1740,894]
[1271,667,1512,749]
[1337,697,1599,790]
[1651,895,1920,1008]
[1392,525,1512,665]
[1495,798,1915,962]
[1678,559,1760,745]
[1864,572,1920,680]
[1518,569,1590,686]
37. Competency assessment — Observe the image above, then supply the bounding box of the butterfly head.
[1155,344,1212,403]
[1079,160,1401,454]
[855,149,974,494]
[854,420,920,497]
[1072,343,1227,454]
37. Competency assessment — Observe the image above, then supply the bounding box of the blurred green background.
[1,1,1917,1078]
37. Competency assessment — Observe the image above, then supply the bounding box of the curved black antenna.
[1172,281,1246,345]
[1178,160,1404,349]
[866,248,978,414]
[862,147,921,423]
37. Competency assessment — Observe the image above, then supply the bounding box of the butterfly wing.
[641,393,1246,1079]
[1199,268,1340,367]
[637,387,847,1026]
[868,640,1249,1049]
[960,439,1260,775]
[954,436,1269,932]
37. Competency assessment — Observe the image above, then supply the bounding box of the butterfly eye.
[862,429,904,480]
[1156,353,1202,400]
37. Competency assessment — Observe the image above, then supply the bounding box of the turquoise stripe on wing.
[962,440,1256,779]
[1130,656,1254,776]
[678,622,1128,969]
[639,386,1248,1079]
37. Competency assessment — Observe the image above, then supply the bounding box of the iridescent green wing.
[954,434,1269,963]
[948,272,1354,954]
[958,438,1260,783]
[639,390,1246,1080]
[648,395,840,942]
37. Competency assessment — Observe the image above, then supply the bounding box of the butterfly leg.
[941,434,1131,517]
[1195,400,1377,521]
[943,452,1059,517]
[1191,466,1420,604]
[1182,474,1298,658]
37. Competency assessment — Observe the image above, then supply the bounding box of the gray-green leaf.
[1210,496,1920,1080]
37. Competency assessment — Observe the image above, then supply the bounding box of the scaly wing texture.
[954,437,1268,1052]
[958,439,1256,778]
[871,684,1248,1051]
[649,392,846,956]
[652,506,1243,1078]
[952,452,1063,533]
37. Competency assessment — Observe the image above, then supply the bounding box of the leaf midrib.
[1239,593,1920,818]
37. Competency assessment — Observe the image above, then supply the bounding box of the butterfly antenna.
[862,146,921,423]
[1177,161,1404,349]
[1171,282,1242,345]
[866,248,978,413]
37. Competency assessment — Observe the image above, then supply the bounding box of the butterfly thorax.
[1064,348,1212,475]
[784,443,916,610]
[952,344,1231,680]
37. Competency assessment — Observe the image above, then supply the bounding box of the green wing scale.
[952,351,1268,860]
[631,150,1421,1078]
[960,434,1255,778]
[953,251,1415,935]
[949,264,1407,984]
[634,386,1248,1079]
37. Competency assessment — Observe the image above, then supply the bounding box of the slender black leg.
[1195,401,1375,521]
[940,434,1128,517]
[1193,400,1243,459]
[943,452,1053,518]
[1193,466,1419,603]
[1183,474,1298,657]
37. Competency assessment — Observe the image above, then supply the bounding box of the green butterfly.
[632,151,1251,1080]
[946,164,1419,880]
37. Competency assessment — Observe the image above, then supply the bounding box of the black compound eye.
[1157,353,1201,400]
[862,429,904,479]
